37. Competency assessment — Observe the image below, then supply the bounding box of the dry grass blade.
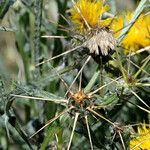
[29,107,74,139]
[142,54,150,63]
[49,64,74,95]
[86,107,115,127]
[133,83,150,87]
[67,112,80,150]
[118,131,126,150]
[136,105,150,114]
[126,58,150,76]
[127,101,150,114]
[41,35,68,38]
[85,115,93,150]
[60,14,71,25]
[124,123,150,128]
[134,55,150,78]
[127,46,150,57]
[48,20,71,32]
[131,90,150,109]
[10,94,68,104]
[88,76,122,96]
[35,44,84,67]
[79,72,82,91]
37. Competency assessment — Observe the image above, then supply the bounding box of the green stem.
[34,0,43,75]
[16,29,30,84]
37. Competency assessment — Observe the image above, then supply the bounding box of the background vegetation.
[0,0,149,149]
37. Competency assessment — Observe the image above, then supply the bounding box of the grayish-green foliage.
[0,0,150,149]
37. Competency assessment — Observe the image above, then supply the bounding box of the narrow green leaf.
[117,0,147,44]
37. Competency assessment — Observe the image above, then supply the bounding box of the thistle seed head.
[84,28,116,56]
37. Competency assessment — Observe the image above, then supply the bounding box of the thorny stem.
[85,116,93,150]
[131,90,150,109]
[88,76,121,96]
[127,101,150,114]
[127,46,150,57]
[118,131,126,150]
[67,112,79,150]
[29,107,74,139]
[86,107,116,127]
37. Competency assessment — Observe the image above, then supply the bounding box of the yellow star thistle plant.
[130,123,150,150]
[111,13,150,54]
[70,0,110,32]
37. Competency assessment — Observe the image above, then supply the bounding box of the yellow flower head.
[111,13,150,54]
[130,122,150,150]
[70,0,110,32]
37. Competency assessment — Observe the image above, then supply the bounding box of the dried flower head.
[70,0,110,32]
[69,0,116,62]
[84,27,116,56]
[130,122,150,150]
[111,13,150,54]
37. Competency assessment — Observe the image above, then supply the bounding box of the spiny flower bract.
[70,0,110,32]
[130,122,150,150]
[111,13,150,54]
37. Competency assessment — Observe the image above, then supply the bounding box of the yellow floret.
[111,13,150,54]
[70,0,110,32]
[130,123,150,150]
